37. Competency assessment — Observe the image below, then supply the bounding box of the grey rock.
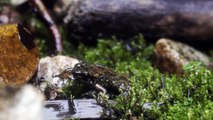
[36,55,79,100]
[43,99,163,119]
[43,99,103,119]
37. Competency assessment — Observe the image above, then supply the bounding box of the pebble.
[154,38,210,74]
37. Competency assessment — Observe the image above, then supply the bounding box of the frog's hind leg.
[95,89,115,118]
[95,83,107,94]
[95,84,108,105]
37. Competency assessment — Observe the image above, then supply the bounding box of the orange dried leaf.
[0,24,38,85]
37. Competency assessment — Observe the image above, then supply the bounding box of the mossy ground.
[36,18,213,119]
[67,35,213,119]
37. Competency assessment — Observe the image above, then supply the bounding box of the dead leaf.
[0,24,38,85]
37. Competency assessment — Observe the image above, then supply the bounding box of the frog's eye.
[75,63,85,69]
[76,63,82,67]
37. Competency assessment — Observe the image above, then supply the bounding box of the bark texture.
[64,0,213,45]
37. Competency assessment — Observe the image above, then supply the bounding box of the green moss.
[77,35,213,119]
[78,34,153,66]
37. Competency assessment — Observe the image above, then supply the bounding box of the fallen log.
[63,0,213,46]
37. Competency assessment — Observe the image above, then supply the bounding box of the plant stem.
[30,0,63,52]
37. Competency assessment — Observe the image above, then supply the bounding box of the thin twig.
[30,0,63,52]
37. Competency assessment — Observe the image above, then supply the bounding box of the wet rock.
[0,24,38,85]
[43,99,164,119]
[154,38,210,74]
[36,55,79,100]
[0,85,44,120]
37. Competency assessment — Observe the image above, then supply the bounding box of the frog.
[54,62,130,99]
[53,62,130,117]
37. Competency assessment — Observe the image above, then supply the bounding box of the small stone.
[154,38,210,74]
[0,85,44,120]
[36,55,79,100]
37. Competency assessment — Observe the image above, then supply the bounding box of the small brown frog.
[54,62,130,98]
[54,62,130,116]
